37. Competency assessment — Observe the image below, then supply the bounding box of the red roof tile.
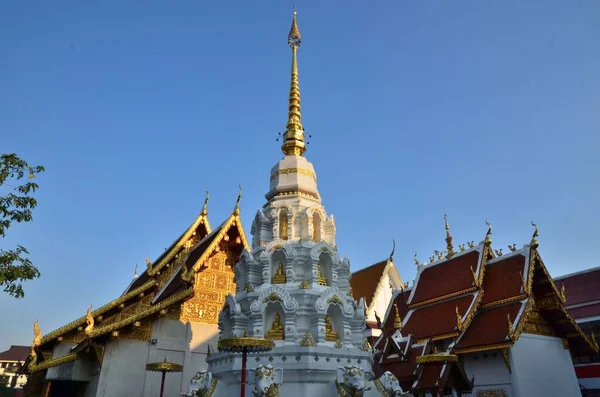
[410,251,480,306]
[402,294,476,339]
[384,289,411,331]
[0,346,30,362]
[558,267,600,307]
[413,364,442,391]
[567,304,600,320]
[455,302,523,351]
[351,260,388,308]
[383,344,425,379]
[481,255,526,305]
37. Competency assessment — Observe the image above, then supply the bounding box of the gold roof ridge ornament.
[485,220,492,245]
[281,7,306,157]
[530,221,539,248]
[201,189,209,217]
[85,305,95,336]
[234,185,242,215]
[393,303,403,329]
[33,319,42,348]
[444,214,455,259]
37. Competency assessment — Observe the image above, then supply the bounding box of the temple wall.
[47,343,94,382]
[95,338,149,397]
[510,333,581,397]
[463,351,513,396]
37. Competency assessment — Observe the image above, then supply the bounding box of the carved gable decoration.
[310,241,340,263]
[250,285,299,313]
[181,252,235,325]
[315,286,354,316]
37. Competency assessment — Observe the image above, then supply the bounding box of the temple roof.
[350,260,387,308]
[373,229,599,394]
[27,199,250,374]
[555,265,600,320]
[407,247,485,308]
[0,345,30,362]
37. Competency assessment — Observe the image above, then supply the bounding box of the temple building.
[372,220,599,396]
[20,11,399,397]
[555,266,600,393]
[0,345,29,390]
[350,252,405,341]
[22,194,251,397]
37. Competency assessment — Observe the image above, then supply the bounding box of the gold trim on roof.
[148,209,212,277]
[183,212,250,281]
[409,287,477,309]
[454,342,513,355]
[479,294,528,310]
[29,353,78,373]
[40,280,157,345]
[416,354,458,364]
[89,287,194,338]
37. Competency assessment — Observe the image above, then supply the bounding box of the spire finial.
[393,303,402,329]
[530,221,539,248]
[281,8,306,156]
[444,214,455,259]
[485,220,492,245]
[234,185,242,215]
[201,189,209,216]
[134,264,138,279]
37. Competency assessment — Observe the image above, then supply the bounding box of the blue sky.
[1,0,599,350]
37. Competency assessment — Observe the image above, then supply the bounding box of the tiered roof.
[372,226,599,395]
[23,196,249,374]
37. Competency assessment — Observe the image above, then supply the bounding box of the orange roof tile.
[351,260,388,308]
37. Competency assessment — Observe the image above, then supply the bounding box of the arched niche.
[318,251,334,287]
[264,301,286,342]
[312,212,322,242]
[279,207,289,240]
[326,304,345,342]
[270,249,287,284]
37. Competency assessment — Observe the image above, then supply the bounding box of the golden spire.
[393,303,402,329]
[444,214,455,259]
[281,7,306,156]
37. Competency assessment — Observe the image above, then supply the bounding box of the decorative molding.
[270,167,316,182]
[250,284,298,313]
[315,287,354,316]
[39,280,157,345]
[408,287,478,309]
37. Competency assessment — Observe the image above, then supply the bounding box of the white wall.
[511,333,581,397]
[96,338,150,397]
[463,351,513,396]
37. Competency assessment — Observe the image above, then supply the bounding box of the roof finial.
[444,214,455,259]
[234,185,242,215]
[201,189,209,216]
[33,319,41,348]
[485,220,492,245]
[530,221,539,248]
[389,239,396,261]
[133,264,138,279]
[393,303,402,329]
[281,7,306,156]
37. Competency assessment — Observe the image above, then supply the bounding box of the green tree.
[0,153,45,298]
